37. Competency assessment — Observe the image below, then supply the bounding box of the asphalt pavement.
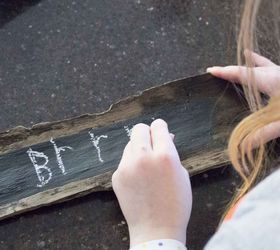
[0,1,241,249]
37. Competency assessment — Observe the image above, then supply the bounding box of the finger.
[243,120,280,150]
[244,49,276,67]
[130,123,152,153]
[207,66,273,95]
[150,119,176,154]
[207,65,247,83]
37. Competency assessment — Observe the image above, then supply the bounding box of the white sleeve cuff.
[129,239,187,250]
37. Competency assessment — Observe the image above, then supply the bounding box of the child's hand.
[207,50,280,97]
[112,119,192,248]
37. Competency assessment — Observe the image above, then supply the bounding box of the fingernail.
[207,66,223,73]
[170,133,175,140]
[206,67,213,73]
[207,66,218,72]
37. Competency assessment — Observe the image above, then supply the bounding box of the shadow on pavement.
[0,0,43,28]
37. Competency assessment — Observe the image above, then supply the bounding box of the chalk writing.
[124,118,155,138]
[124,125,133,138]
[27,148,53,187]
[26,123,140,187]
[88,131,108,163]
[50,138,73,175]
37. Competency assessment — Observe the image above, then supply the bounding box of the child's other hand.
[207,50,280,97]
[112,119,192,248]
[207,50,280,148]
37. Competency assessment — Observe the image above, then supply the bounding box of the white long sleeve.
[130,239,187,250]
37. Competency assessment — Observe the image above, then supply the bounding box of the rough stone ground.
[0,1,242,249]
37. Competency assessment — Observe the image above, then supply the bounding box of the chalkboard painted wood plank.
[0,73,248,220]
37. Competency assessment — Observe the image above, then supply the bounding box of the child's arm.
[112,119,192,249]
[205,167,280,250]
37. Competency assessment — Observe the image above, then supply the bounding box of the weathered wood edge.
[0,149,228,221]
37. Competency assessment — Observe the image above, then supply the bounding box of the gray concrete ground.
[0,1,242,249]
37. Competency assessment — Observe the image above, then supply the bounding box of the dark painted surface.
[0,0,244,250]
[1,74,239,208]
[0,0,42,28]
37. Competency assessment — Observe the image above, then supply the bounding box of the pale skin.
[207,50,280,146]
[112,51,280,248]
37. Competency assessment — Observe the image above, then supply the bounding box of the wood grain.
[0,73,248,220]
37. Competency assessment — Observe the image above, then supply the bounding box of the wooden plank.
[0,73,248,220]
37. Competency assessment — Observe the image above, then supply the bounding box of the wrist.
[128,225,186,248]
[130,239,187,250]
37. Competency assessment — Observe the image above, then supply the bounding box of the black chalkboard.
[0,73,248,220]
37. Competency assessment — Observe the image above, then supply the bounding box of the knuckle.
[135,153,150,166]
[112,167,132,187]
[111,171,119,189]
[183,167,190,178]
[111,171,117,183]
[155,152,173,165]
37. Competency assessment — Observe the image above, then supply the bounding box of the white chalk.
[88,131,108,163]
[50,138,73,175]
[124,125,133,138]
[27,148,52,188]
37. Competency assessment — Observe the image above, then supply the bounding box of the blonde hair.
[226,0,280,216]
